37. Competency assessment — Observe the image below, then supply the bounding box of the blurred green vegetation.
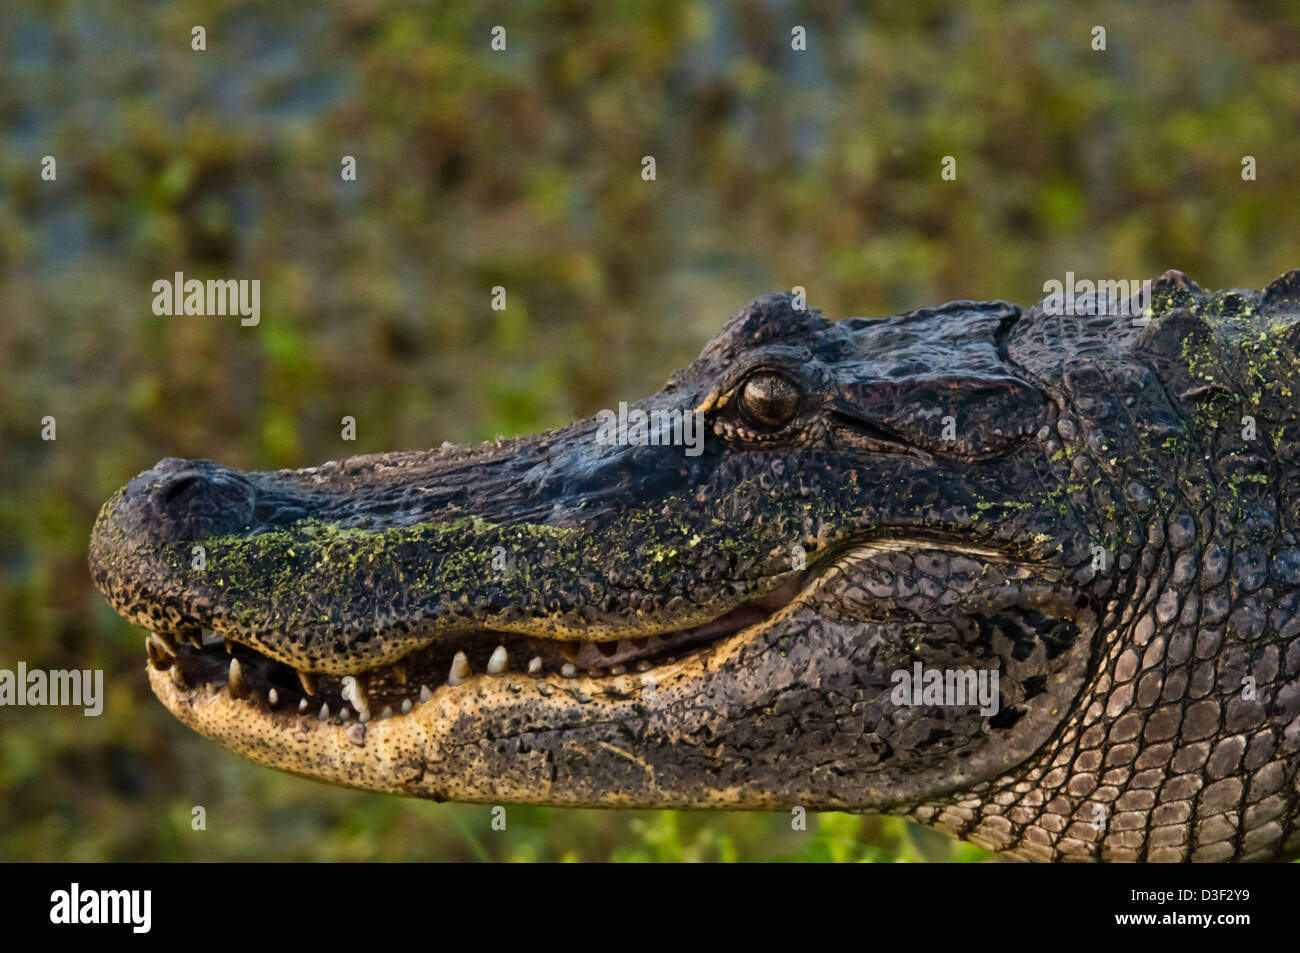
[2,0,1300,861]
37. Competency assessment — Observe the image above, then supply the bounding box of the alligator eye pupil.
[740,373,800,428]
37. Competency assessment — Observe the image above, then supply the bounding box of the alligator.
[89,270,1300,862]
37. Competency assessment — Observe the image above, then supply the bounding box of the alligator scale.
[90,270,1300,862]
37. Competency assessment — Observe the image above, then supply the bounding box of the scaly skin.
[90,270,1300,861]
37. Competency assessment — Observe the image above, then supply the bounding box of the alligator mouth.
[141,575,808,724]
[138,533,1043,739]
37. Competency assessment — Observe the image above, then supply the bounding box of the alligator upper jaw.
[87,411,770,674]
[132,531,1029,726]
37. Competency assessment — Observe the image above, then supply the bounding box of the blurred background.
[2,0,1300,861]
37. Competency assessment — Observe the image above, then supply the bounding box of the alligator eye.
[738,371,801,429]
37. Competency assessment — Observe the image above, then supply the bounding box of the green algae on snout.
[151,502,788,633]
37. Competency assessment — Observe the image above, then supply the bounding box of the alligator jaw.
[139,562,823,802]
[142,574,805,726]
[133,530,1091,809]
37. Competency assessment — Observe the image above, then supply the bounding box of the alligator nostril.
[161,475,202,504]
[142,464,257,538]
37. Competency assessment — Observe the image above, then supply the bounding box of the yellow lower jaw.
[144,593,798,806]
[150,663,434,795]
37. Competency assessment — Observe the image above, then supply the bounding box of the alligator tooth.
[339,707,350,722]
[296,670,318,696]
[227,658,250,698]
[487,645,508,675]
[609,664,626,676]
[635,660,652,672]
[419,684,432,703]
[588,667,605,678]
[146,634,175,670]
[391,663,407,685]
[401,698,413,714]
[340,676,370,719]
[380,706,393,720]
[169,665,191,690]
[527,656,543,675]
[267,688,279,707]
[298,698,309,713]
[319,703,330,720]
[181,627,203,649]
[155,630,177,652]
[224,638,235,654]
[560,663,577,678]
[359,710,370,723]
[448,652,471,686]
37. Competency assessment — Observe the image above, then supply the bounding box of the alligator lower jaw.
[140,579,807,727]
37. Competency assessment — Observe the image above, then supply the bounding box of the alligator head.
[90,271,1300,861]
